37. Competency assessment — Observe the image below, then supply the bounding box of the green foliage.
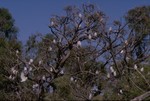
[125,5,150,56]
[0,8,18,39]
[53,76,72,99]
[0,8,22,101]
[125,6,150,35]
[0,5,150,101]
[125,6,150,60]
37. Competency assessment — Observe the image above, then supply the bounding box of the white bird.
[74,79,77,82]
[9,75,15,80]
[77,41,81,47]
[120,89,123,94]
[39,60,42,65]
[24,67,27,70]
[11,67,18,75]
[42,75,46,80]
[113,71,117,76]
[16,50,19,54]
[79,13,82,18]
[51,21,54,26]
[32,84,39,89]
[23,67,28,73]
[88,34,92,40]
[50,67,53,72]
[30,59,33,63]
[79,24,82,28]
[60,69,64,74]
[29,59,33,65]
[110,66,114,72]
[134,64,138,70]
[140,67,144,72]
[9,75,12,79]
[53,39,56,44]
[11,67,15,72]
[48,46,52,51]
[20,72,27,82]
[95,70,99,74]
[89,93,92,100]
[125,40,128,45]
[70,77,74,81]
[120,50,124,54]
[94,32,97,37]
[107,73,110,78]
[109,27,112,32]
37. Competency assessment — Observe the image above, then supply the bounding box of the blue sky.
[0,0,150,43]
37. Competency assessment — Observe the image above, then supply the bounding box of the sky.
[0,0,150,44]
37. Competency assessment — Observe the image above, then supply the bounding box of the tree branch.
[131,91,150,101]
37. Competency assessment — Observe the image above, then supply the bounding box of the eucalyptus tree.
[0,8,21,100]
[0,8,18,40]
[3,4,150,100]
[125,6,150,59]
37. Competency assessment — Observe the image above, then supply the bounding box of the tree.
[1,4,150,100]
[0,8,21,100]
[125,6,150,35]
[125,6,150,59]
[0,8,18,40]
